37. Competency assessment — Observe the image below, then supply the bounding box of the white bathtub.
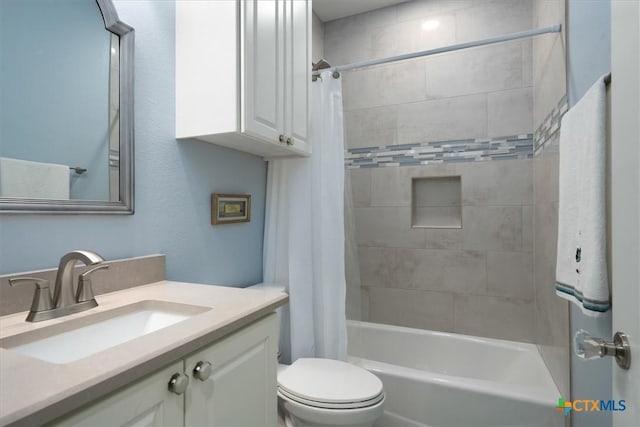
[347,321,564,427]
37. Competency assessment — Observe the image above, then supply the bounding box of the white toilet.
[248,283,384,427]
[277,358,384,427]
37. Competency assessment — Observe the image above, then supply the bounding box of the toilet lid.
[277,358,384,407]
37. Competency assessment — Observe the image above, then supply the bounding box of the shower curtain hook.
[332,70,341,79]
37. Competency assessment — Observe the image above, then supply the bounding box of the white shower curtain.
[263,70,347,363]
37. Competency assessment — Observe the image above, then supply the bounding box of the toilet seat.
[277,358,384,410]
[278,387,385,410]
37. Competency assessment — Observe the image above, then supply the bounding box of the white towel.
[555,76,609,316]
[0,157,70,200]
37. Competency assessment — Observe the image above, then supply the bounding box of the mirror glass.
[0,0,134,213]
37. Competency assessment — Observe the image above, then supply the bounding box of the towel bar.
[69,167,87,175]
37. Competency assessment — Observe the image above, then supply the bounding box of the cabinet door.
[48,362,184,427]
[284,0,311,154]
[185,314,278,427]
[243,0,285,145]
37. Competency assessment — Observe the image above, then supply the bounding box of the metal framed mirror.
[0,0,134,214]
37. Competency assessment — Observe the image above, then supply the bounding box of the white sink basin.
[1,300,210,364]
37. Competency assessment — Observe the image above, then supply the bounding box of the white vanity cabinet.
[48,361,184,427]
[185,312,278,426]
[176,0,311,158]
[49,314,278,427]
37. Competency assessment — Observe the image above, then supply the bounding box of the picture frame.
[211,193,251,225]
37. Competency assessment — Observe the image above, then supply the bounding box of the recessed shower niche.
[411,176,462,228]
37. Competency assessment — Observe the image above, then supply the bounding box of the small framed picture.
[211,193,251,225]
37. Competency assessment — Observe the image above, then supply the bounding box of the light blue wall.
[0,0,267,287]
[567,1,612,426]
[0,0,111,200]
[568,0,612,104]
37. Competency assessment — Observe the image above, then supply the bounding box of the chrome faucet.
[9,250,107,322]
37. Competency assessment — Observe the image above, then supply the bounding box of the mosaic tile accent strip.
[534,94,568,155]
[345,134,533,169]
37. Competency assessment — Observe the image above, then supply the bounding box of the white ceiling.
[313,0,410,22]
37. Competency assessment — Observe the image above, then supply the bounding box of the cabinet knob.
[278,134,285,143]
[168,373,189,395]
[193,360,213,381]
[286,137,292,146]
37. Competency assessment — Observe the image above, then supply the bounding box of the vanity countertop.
[0,281,288,427]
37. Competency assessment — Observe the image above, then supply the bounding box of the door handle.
[574,330,631,369]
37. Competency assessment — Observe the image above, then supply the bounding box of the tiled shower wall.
[352,161,534,342]
[324,0,537,342]
[532,0,570,399]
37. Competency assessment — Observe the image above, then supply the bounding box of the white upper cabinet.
[176,0,311,158]
[285,0,311,148]
[243,0,284,145]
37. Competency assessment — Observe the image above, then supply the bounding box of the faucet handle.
[81,264,110,277]
[9,277,53,312]
[76,264,109,303]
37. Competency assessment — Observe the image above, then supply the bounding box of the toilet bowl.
[246,284,384,426]
[277,358,384,427]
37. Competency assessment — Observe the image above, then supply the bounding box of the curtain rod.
[314,24,562,78]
